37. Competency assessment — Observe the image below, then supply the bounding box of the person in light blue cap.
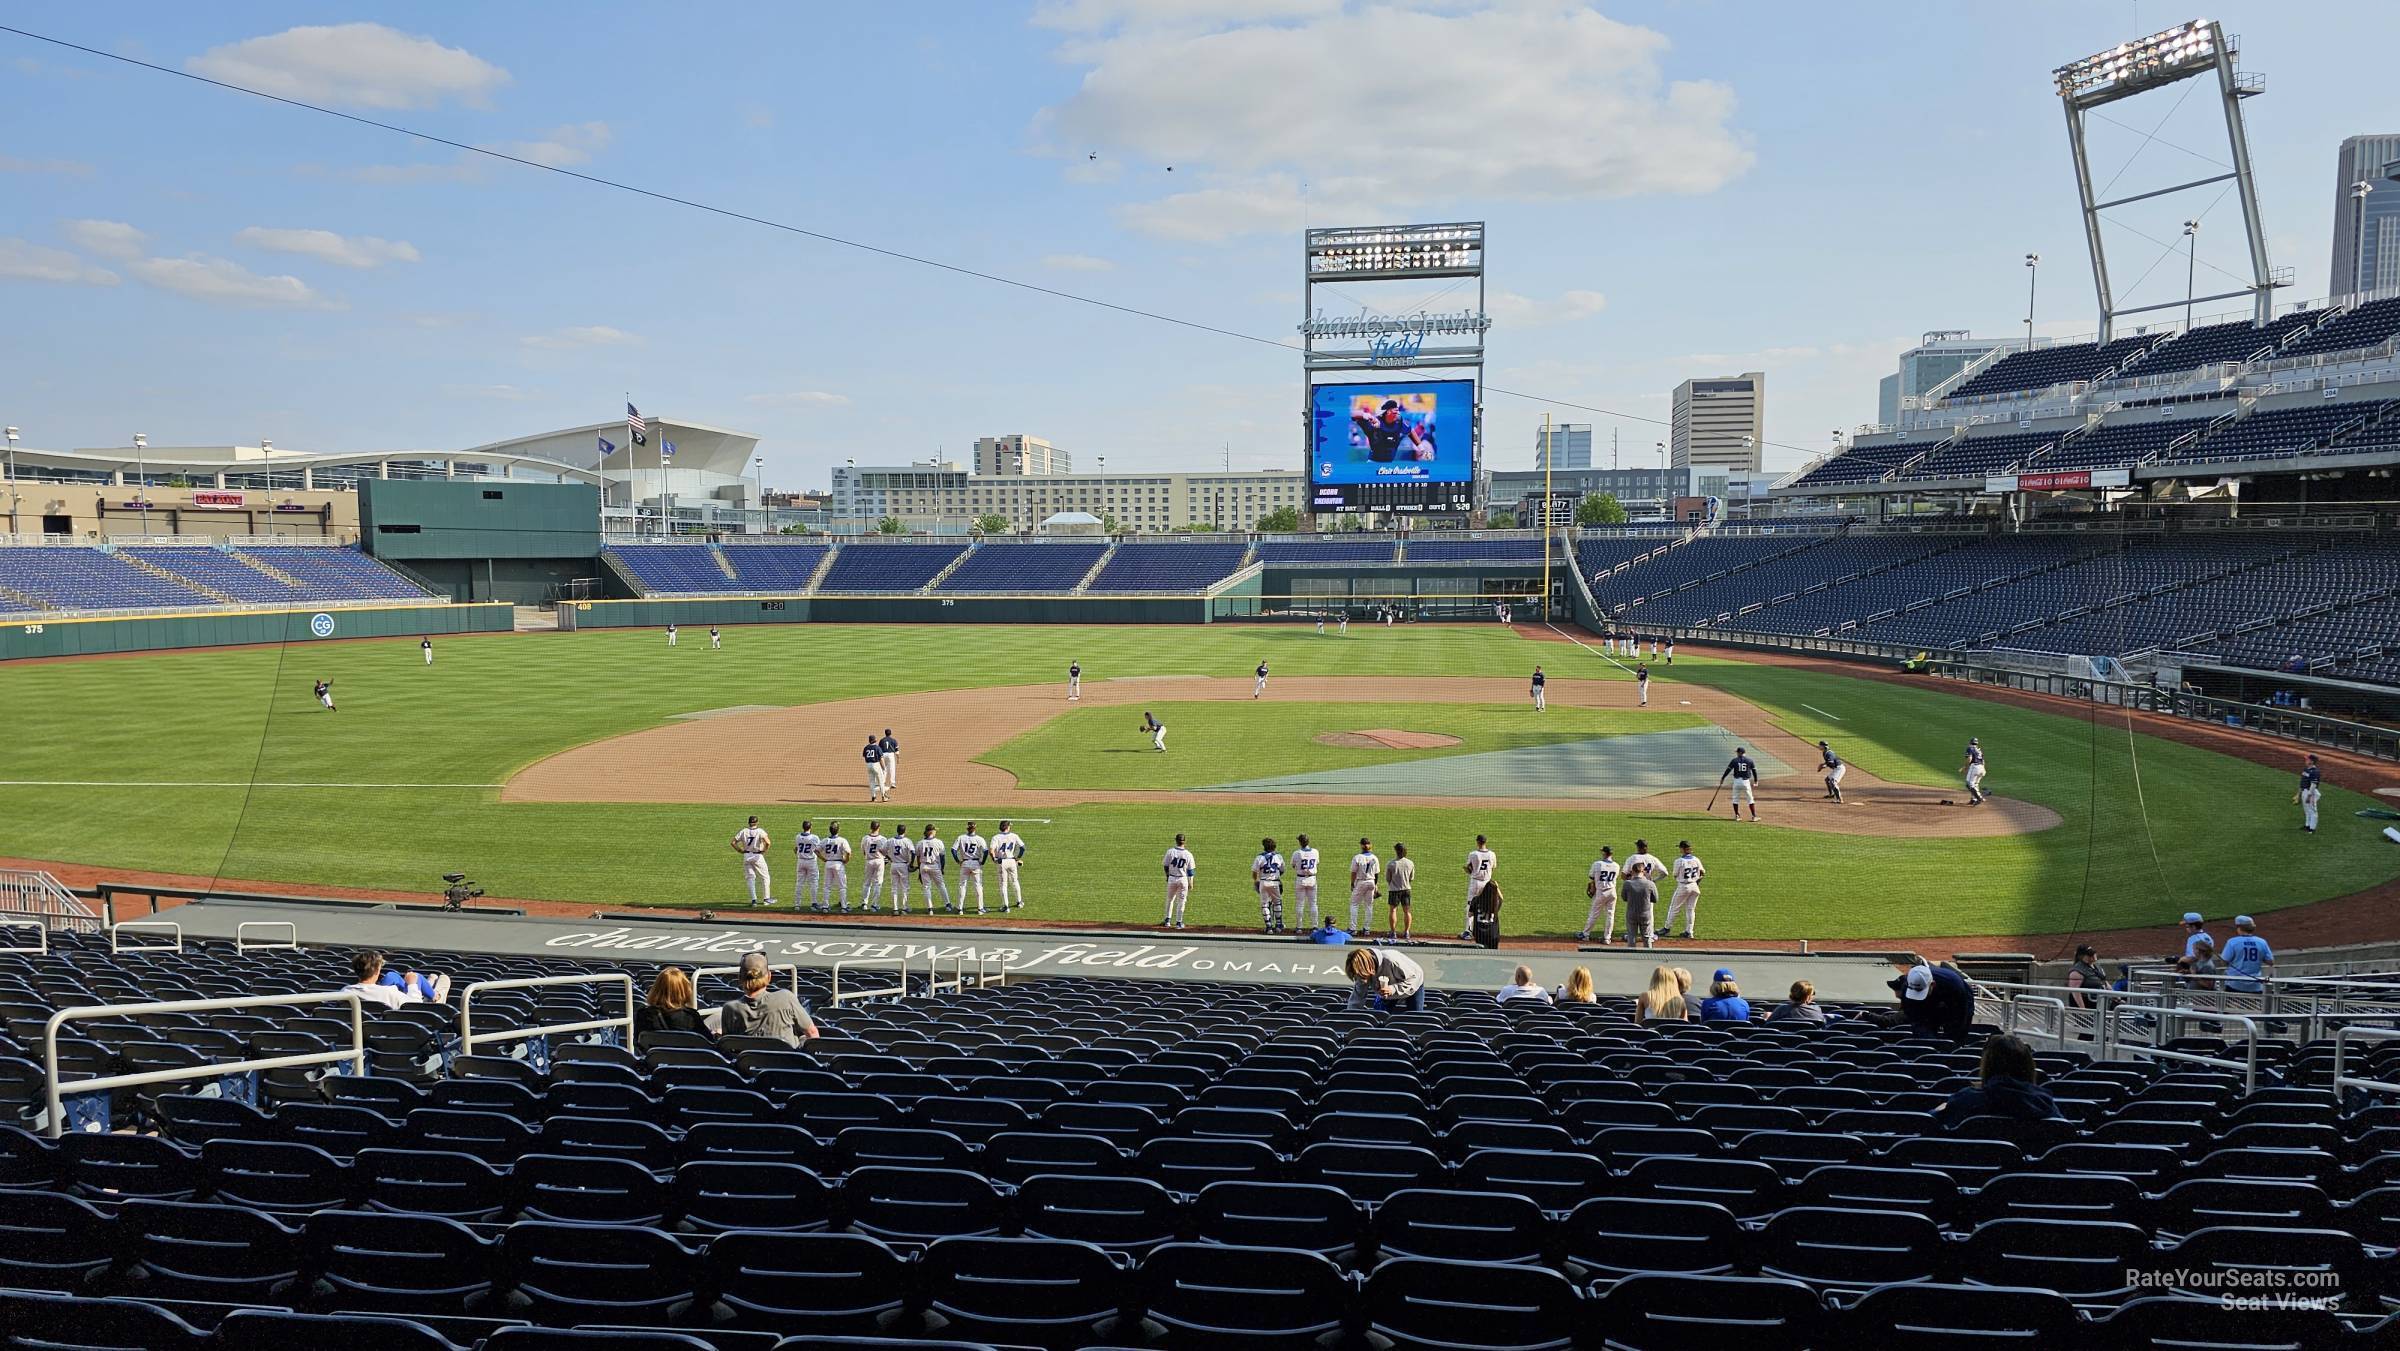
[2180,912,2213,962]
[2221,916,2276,995]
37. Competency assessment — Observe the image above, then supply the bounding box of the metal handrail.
[2126,1008,2266,1095]
[2333,1024,2400,1098]
[0,920,46,955]
[973,953,1010,990]
[110,921,181,954]
[925,953,969,997]
[235,921,299,953]
[42,990,366,1138]
[456,972,635,1056]
[831,958,908,1006]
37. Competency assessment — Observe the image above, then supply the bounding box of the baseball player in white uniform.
[1580,845,1621,944]
[1962,737,1987,806]
[991,820,1027,911]
[732,815,771,907]
[1663,840,1705,940]
[819,824,851,912]
[1636,663,1650,707]
[951,822,990,915]
[1818,741,1847,802]
[421,637,433,666]
[882,824,915,914]
[2297,754,2323,833]
[1664,639,1675,664]
[1252,837,1287,934]
[1068,662,1082,701]
[1290,834,1322,931]
[793,820,822,911]
[1143,710,1166,753]
[1339,613,1349,637]
[1462,835,1497,940]
[1162,834,1196,929]
[666,623,677,647]
[879,731,899,788]
[1347,839,1380,933]
[709,625,722,650]
[1530,666,1546,712]
[917,825,953,913]
[314,679,335,711]
[860,822,889,912]
[1315,614,1325,636]
[1253,661,1269,699]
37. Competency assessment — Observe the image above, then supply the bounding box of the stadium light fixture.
[131,433,148,532]
[1304,223,1484,280]
[2053,18,2220,105]
[2183,219,2201,329]
[3,426,16,536]
[2024,254,2040,351]
[2354,182,2376,299]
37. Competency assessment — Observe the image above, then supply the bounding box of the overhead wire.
[0,22,1831,459]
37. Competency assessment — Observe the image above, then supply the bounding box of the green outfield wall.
[0,601,512,661]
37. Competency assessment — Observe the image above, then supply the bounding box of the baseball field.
[2,621,2393,943]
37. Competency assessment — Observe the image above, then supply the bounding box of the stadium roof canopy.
[9,417,759,485]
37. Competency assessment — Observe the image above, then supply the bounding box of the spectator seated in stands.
[1468,881,1502,949]
[1767,978,1828,1025]
[1633,964,1687,1022]
[2176,937,2221,992]
[341,951,448,1009]
[1554,965,1596,1005]
[1495,965,1553,1005]
[718,951,817,1045]
[1894,961,1972,1041]
[635,965,710,1040]
[1345,945,1426,1012]
[1696,968,1751,1022]
[1935,1033,2060,1125]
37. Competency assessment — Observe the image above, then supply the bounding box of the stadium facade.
[829,460,1306,534]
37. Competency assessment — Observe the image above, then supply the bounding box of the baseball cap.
[2182,912,2204,925]
[1712,968,1735,983]
[1902,966,1932,1000]
[2234,914,2256,927]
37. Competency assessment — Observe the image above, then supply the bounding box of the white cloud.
[1034,0,1343,31]
[0,153,94,176]
[744,390,852,409]
[235,227,421,269]
[1041,252,1117,273]
[489,122,612,168]
[61,219,148,261]
[520,325,638,350]
[1486,289,1608,327]
[1042,2,1751,242]
[187,23,509,111]
[125,255,338,309]
[0,238,120,286]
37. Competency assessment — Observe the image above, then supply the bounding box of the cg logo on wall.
[308,613,336,638]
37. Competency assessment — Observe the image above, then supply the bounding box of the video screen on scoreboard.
[1310,380,1474,486]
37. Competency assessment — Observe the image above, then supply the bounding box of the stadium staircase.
[2151,400,2255,466]
[1918,342,2017,404]
[801,543,840,594]
[1070,541,1119,595]
[918,546,975,594]
[0,868,99,932]
[232,551,306,588]
[0,581,41,613]
[596,550,648,597]
[709,547,739,584]
[115,553,227,605]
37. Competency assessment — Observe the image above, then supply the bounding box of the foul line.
[0,779,503,790]
[1800,704,1845,722]
[1545,623,1636,676]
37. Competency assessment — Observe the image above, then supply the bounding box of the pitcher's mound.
[1316,729,1463,750]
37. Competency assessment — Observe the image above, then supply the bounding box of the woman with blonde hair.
[1556,966,1597,1005]
[1634,965,1686,1021]
[636,965,709,1039]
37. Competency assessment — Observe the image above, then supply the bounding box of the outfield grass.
[985,702,1696,790]
[1,622,2391,940]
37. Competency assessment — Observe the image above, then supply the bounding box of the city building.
[2331,135,2400,300]
[830,462,1305,533]
[1532,423,1592,470]
[1670,372,1765,473]
[1877,333,2016,426]
[973,434,1071,477]
[1489,466,1688,519]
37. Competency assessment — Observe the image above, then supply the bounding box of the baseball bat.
[1705,784,1720,812]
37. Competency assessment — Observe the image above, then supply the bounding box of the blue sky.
[2,1,2393,486]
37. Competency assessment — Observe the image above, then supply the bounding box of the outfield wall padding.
[0,602,512,660]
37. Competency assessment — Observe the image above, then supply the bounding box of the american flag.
[626,401,648,447]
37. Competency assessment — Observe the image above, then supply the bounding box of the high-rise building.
[973,434,1071,476]
[1877,333,2014,426]
[2331,135,2400,300]
[1669,372,1764,473]
[830,462,1302,533]
[1533,423,1592,470]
